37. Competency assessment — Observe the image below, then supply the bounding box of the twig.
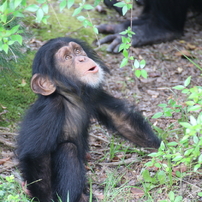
[90,133,110,144]
[0,132,18,136]
[0,110,7,115]
[0,136,15,148]
[89,133,148,153]
[98,157,140,166]
[0,161,18,173]
[0,127,10,131]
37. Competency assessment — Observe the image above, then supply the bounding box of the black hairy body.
[99,0,202,53]
[17,37,160,202]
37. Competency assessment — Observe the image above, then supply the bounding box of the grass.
[0,175,29,202]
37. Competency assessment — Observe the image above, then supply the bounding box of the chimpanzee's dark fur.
[99,0,202,52]
[17,37,160,202]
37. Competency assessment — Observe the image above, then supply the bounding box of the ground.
[0,2,202,202]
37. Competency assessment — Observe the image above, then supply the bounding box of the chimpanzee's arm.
[17,95,65,159]
[95,91,161,149]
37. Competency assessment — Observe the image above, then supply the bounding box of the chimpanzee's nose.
[78,56,86,62]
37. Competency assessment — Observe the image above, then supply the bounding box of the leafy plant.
[114,0,132,16]
[141,76,202,200]
[0,175,28,202]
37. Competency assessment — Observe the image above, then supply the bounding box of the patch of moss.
[29,6,99,44]
[0,51,36,127]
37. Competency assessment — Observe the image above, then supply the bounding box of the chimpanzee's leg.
[19,155,52,202]
[97,0,192,52]
[51,142,88,202]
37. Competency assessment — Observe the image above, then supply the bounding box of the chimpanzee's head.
[30,37,109,96]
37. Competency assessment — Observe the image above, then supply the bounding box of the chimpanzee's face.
[54,42,104,87]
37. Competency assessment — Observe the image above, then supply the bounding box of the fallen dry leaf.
[0,157,10,165]
[185,43,197,50]
[175,50,195,58]
[131,187,144,198]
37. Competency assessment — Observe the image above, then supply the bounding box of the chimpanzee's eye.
[65,55,72,60]
[75,48,81,54]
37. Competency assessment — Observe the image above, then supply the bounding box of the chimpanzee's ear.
[31,74,56,96]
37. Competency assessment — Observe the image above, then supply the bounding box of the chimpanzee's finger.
[97,34,118,46]
[106,36,122,53]
[97,24,117,34]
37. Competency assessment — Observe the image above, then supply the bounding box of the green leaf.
[180,122,191,128]
[94,0,101,7]
[8,40,15,45]
[72,7,82,16]
[83,4,94,10]
[120,30,127,35]
[14,0,22,8]
[158,103,167,107]
[118,44,125,52]
[188,105,201,112]
[122,49,128,58]
[83,20,92,27]
[77,16,86,21]
[181,88,190,94]
[152,112,163,119]
[190,115,197,125]
[141,69,148,78]
[14,11,24,18]
[37,0,46,3]
[154,163,162,168]
[60,0,67,11]
[10,25,20,34]
[93,26,98,34]
[41,15,49,24]
[157,170,166,184]
[165,111,172,117]
[193,135,199,144]
[175,196,183,202]
[172,85,185,90]
[114,2,125,8]
[198,154,202,163]
[172,155,183,162]
[42,4,49,14]
[67,0,74,9]
[167,142,178,146]
[10,34,22,45]
[1,14,7,23]
[120,58,128,68]
[2,44,9,54]
[135,69,141,78]
[26,4,39,12]
[184,76,191,87]
[122,5,128,16]
[36,8,44,22]
[184,149,194,156]
[139,59,146,68]
[185,101,195,106]
[142,169,154,183]
[0,0,8,12]
[133,59,139,68]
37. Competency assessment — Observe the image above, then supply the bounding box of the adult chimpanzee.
[17,37,161,202]
[104,0,144,15]
[98,0,202,53]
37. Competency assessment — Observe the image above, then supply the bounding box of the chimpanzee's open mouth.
[88,66,98,73]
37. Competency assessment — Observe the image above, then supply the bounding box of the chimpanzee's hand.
[97,23,125,53]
